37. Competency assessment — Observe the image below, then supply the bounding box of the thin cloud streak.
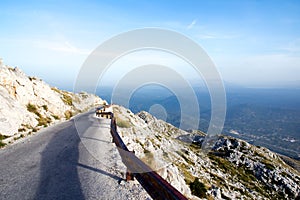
[196,33,240,40]
[187,19,197,29]
[35,40,91,55]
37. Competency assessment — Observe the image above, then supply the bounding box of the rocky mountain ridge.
[0,59,105,146]
[113,105,300,200]
[1,58,299,199]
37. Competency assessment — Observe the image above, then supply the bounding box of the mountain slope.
[113,105,300,199]
[0,59,105,146]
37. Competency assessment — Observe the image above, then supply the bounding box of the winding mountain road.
[0,111,149,200]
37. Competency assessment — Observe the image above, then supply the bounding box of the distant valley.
[97,85,300,160]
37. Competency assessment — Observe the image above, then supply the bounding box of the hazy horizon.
[0,0,300,90]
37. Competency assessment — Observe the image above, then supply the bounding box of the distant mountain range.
[97,84,300,160]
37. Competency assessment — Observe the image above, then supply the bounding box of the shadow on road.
[35,112,121,199]
[35,121,85,200]
[81,136,111,144]
[77,163,123,182]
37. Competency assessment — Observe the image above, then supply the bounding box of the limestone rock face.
[113,105,300,200]
[0,59,106,139]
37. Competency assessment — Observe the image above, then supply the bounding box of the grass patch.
[27,103,37,112]
[64,110,73,120]
[261,159,276,171]
[62,93,73,106]
[116,119,131,128]
[209,153,256,183]
[38,116,52,127]
[189,178,207,198]
[176,150,194,166]
[27,103,42,117]
[51,87,60,93]
[177,162,194,183]
[51,87,73,106]
[208,153,272,198]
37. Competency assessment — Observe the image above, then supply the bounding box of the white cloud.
[196,33,239,40]
[35,40,91,55]
[187,19,197,30]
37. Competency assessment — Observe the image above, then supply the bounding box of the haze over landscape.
[1,0,300,89]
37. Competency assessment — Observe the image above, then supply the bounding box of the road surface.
[0,111,149,200]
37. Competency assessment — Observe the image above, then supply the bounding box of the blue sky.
[0,0,300,89]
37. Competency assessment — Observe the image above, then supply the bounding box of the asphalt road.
[0,111,149,200]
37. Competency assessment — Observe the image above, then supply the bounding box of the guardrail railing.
[108,112,187,200]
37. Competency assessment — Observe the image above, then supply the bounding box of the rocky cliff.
[113,105,300,200]
[0,59,105,146]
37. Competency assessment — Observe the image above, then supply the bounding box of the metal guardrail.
[109,113,188,200]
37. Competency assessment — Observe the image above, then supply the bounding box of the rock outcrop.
[1,58,299,199]
[113,105,300,200]
[0,59,106,145]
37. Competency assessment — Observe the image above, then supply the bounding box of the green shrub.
[51,87,60,93]
[32,127,38,132]
[144,149,151,154]
[51,88,73,106]
[62,94,73,106]
[27,103,41,117]
[0,133,8,147]
[27,103,37,113]
[64,110,73,120]
[42,105,48,111]
[0,134,9,140]
[28,76,37,81]
[18,128,26,132]
[52,115,60,120]
[189,178,207,198]
[38,116,52,126]
[0,141,6,148]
